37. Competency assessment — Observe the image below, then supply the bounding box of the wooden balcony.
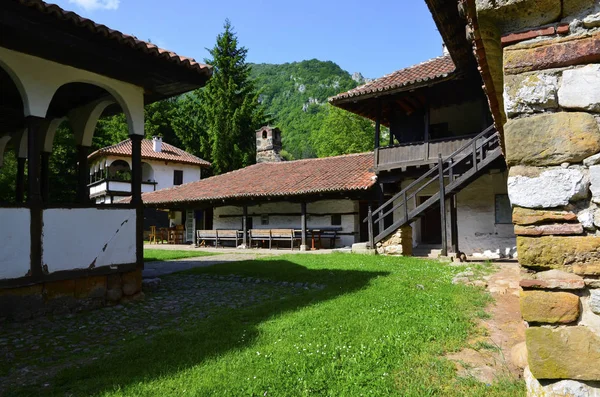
[374,134,478,172]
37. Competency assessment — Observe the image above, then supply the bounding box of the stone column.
[376,225,412,256]
[476,2,600,393]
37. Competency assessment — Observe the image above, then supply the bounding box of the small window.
[495,194,512,224]
[331,214,342,226]
[262,130,267,139]
[173,170,183,186]
[261,214,269,225]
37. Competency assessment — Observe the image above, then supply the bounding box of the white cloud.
[68,0,120,11]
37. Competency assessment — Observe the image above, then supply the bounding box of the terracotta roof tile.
[330,55,455,103]
[135,152,376,205]
[15,0,212,78]
[88,139,210,167]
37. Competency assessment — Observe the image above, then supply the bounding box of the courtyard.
[1,251,524,396]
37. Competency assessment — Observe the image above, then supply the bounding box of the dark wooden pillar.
[27,116,44,277]
[377,182,385,235]
[76,145,89,203]
[16,156,26,203]
[375,99,381,149]
[450,194,459,254]
[300,202,307,250]
[438,154,447,257]
[242,205,248,247]
[367,204,374,249]
[40,151,50,204]
[130,134,143,266]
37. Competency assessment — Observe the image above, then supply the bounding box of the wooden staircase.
[365,125,502,253]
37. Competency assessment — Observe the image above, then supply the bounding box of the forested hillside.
[250,59,371,159]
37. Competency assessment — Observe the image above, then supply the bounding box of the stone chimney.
[256,126,283,163]
[152,136,162,152]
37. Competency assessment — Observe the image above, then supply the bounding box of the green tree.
[311,104,375,157]
[180,20,267,174]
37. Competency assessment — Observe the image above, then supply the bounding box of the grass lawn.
[143,248,219,262]
[17,254,524,396]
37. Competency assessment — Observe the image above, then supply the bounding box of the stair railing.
[365,125,499,247]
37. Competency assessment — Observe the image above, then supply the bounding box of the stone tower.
[256,126,283,163]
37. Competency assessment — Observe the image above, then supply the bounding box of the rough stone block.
[583,12,600,28]
[121,270,142,296]
[562,0,596,18]
[44,279,76,299]
[584,153,600,167]
[527,327,600,380]
[503,72,558,116]
[590,166,600,204]
[504,33,600,75]
[559,65,600,112]
[513,207,578,225]
[106,288,122,302]
[591,289,600,315]
[578,207,596,230]
[476,0,561,33]
[520,290,580,323]
[520,269,585,289]
[524,365,600,397]
[107,273,122,291]
[517,236,600,272]
[0,284,43,297]
[74,275,107,299]
[585,279,600,288]
[504,113,600,167]
[508,167,588,208]
[514,223,583,236]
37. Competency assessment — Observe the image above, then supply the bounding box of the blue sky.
[52,0,445,79]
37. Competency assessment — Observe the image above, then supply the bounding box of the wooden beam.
[375,99,381,149]
[300,202,307,250]
[130,134,143,268]
[40,151,50,204]
[242,205,248,247]
[27,116,44,278]
[438,154,447,257]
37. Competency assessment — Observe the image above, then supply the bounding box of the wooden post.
[27,116,44,278]
[438,154,447,257]
[375,99,381,149]
[367,204,374,249]
[76,145,89,203]
[130,134,143,267]
[40,151,50,204]
[300,202,307,251]
[450,194,459,254]
[16,156,25,203]
[377,182,385,234]
[424,97,430,161]
[242,205,248,248]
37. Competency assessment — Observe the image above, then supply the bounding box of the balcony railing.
[374,134,478,171]
[88,178,157,197]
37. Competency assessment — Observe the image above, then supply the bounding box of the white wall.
[430,99,484,137]
[42,208,136,272]
[0,208,31,280]
[396,169,516,258]
[213,199,359,247]
[149,159,201,190]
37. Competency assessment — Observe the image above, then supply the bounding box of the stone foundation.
[489,1,600,393]
[0,268,143,321]
[376,225,413,256]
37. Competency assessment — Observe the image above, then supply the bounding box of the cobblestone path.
[0,272,321,393]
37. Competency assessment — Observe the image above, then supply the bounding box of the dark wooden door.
[419,196,442,244]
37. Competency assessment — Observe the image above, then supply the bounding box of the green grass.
[143,248,219,262]
[13,254,524,396]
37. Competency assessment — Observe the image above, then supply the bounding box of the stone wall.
[495,3,600,394]
[0,268,143,321]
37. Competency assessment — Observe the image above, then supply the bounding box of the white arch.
[106,157,132,168]
[0,136,11,168]
[0,46,144,137]
[69,99,115,147]
[42,117,67,153]
[13,129,27,159]
[0,58,26,114]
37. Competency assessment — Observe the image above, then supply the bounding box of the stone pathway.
[0,272,322,393]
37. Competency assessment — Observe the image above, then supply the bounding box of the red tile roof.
[135,152,376,205]
[329,55,456,103]
[15,0,212,78]
[88,139,211,167]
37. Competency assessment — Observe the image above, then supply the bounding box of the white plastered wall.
[395,169,516,258]
[42,208,136,272]
[0,46,144,136]
[0,208,31,279]
[213,199,359,247]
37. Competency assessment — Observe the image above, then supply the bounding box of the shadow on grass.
[11,257,387,396]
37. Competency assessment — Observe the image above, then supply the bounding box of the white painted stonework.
[397,170,516,258]
[213,200,359,247]
[559,64,600,112]
[508,168,588,208]
[0,208,31,280]
[42,208,136,273]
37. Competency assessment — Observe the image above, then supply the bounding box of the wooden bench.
[196,230,241,247]
[249,229,298,250]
